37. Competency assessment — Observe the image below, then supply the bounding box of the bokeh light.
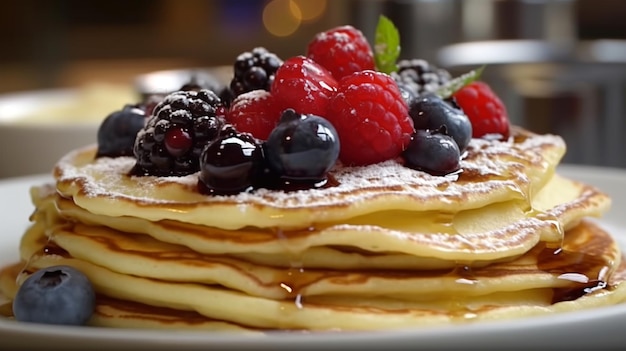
[263,0,301,37]
[263,0,327,37]
[291,0,326,22]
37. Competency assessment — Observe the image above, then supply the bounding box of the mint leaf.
[374,15,400,74]
[435,65,485,99]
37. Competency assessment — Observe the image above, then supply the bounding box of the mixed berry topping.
[131,89,225,176]
[327,70,413,166]
[91,15,512,195]
[13,265,95,326]
[96,104,147,158]
[229,47,283,101]
[453,81,510,140]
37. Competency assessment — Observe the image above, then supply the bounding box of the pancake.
[32,171,610,269]
[3,221,626,330]
[17,212,622,301]
[1,125,624,331]
[53,127,565,230]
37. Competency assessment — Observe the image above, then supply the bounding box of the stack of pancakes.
[1,127,626,331]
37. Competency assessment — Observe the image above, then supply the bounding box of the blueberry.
[198,125,265,195]
[13,265,96,326]
[403,128,461,175]
[96,104,146,158]
[264,109,340,182]
[409,93,472,151]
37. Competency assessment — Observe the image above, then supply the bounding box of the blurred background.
[1,0,626,177]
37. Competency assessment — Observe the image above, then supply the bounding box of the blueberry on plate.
[12,265,96,326]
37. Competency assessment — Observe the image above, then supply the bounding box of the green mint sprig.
[435,65,486,99]
[374,15,400,74]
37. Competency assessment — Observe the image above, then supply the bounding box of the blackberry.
[229,47,283,100]
[391,59,451,97]
[131,89,225,177]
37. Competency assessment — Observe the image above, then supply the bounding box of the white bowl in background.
[0,67,233,179]
[0,84,139,179]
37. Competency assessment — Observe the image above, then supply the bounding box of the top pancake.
[54,127,566,230]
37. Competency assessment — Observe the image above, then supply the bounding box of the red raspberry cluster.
[226,26,412,166]
[224,24,509,167]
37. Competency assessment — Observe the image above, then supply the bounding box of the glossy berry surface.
[402,128,461,175]
[271,56,338,117]
[96,104,146,158]
[327,70,413,166]
[453,81,510,139]
[408,93,472,151]
[306,25,375,80]
[13,265,95,326]
[264,109,339,182]
[226,90,282,140]
[198,125,264,195]
[164,127,193,157]
[230,47,283,100]
[132,89,225,176]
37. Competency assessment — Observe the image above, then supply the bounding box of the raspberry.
[226,90,282,140]
[306,25,375,80]
[328,70,414,166]
[453,81,510,139]
[271,56,338,117]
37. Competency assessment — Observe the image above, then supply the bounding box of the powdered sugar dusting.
[55,129,566,214]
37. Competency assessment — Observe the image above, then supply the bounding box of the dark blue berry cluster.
[402,93,472,175]
[198,109,340,195]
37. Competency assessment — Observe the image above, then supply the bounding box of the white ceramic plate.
[1,165,625,350]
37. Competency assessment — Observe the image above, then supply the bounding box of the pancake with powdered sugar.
[54,127,566,231]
